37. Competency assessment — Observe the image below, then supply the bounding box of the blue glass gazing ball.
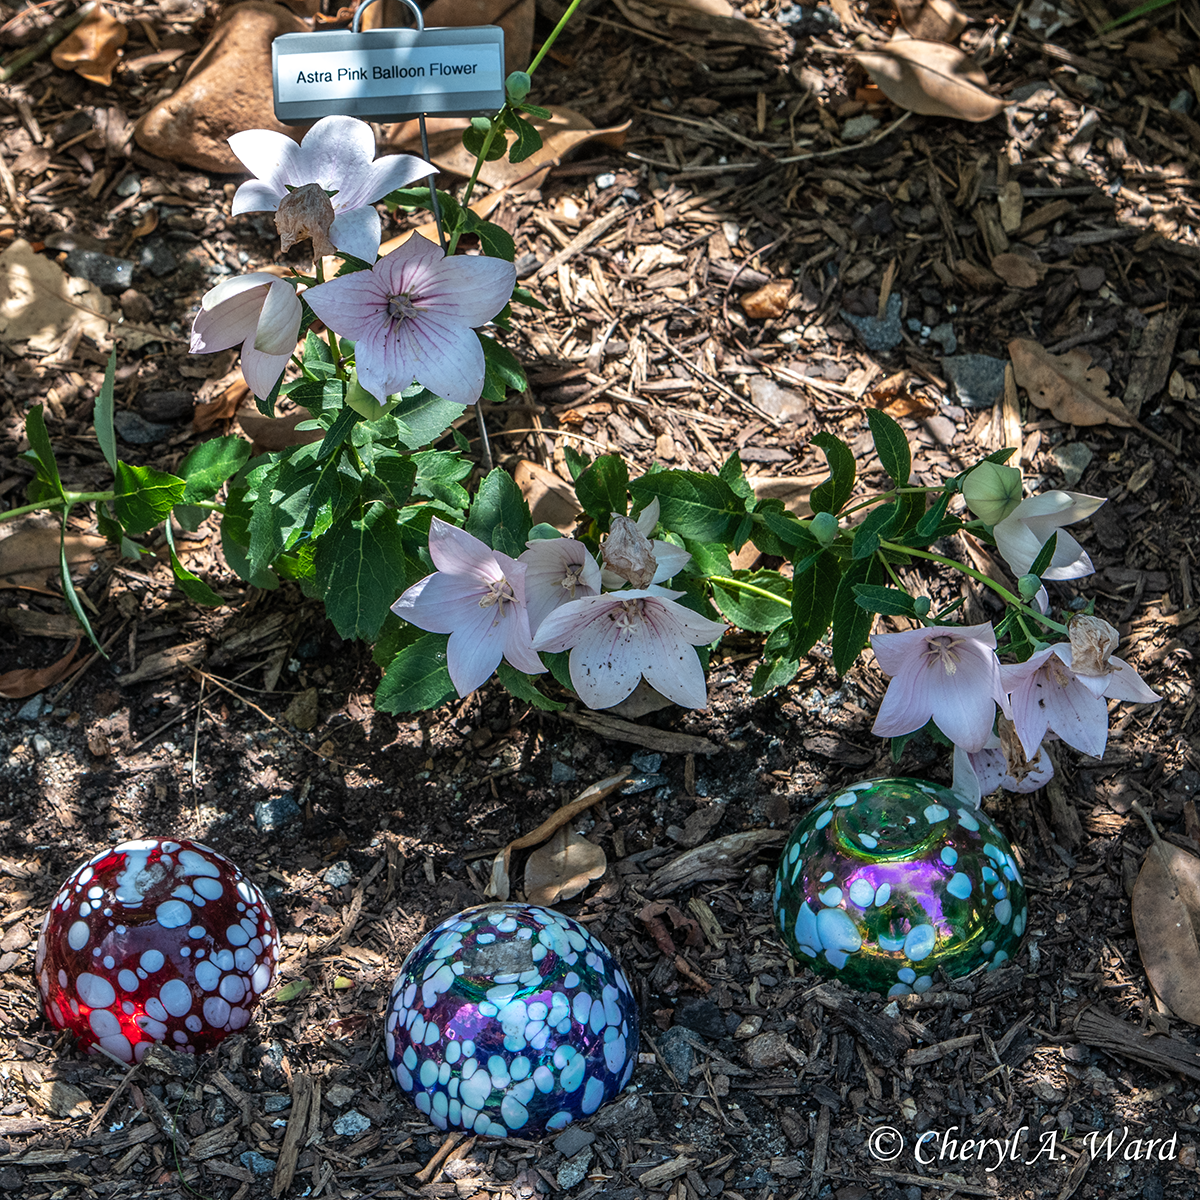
[384,903,639,1137]
[774,777,1028,997]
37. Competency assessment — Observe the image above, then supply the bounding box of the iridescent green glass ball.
[773,777,1027,996]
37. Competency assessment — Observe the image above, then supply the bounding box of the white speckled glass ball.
[385,903,639,1137]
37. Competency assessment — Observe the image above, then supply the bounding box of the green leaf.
[914,490,952,539]
[24,406,64,499]
[684,540,731,578]
[375,629,457,712]
[94,349,117,473]
[368,450,418,507]
[412,450,471,509]
[58,508,101,651]
[316,404,361,460]
[719,450,755,504]
[1028,531,1058,580]
[255,363,286,418]
[759,504,819,552]
[850,502,898,560]
[164,523,223,606]
[478,333,527,402]
[575,455,628,526]
[393,386,467,450]
[866,408,911,487]
[221,483,279,590]
[711,570,792,632]
[315,502,409,641]
[831,555,884,675]
[495,661,565,710]
[302,329,335,374]
[511,285,548,312]
[852,583,919,618]
[467,216,515,262]
[508,113,544,163]
[809,432,856,515]
[750,655,802,696]
[563,444,590,482]
[462,116,509,161]
[789,549,839,659]
[519,102,552,119]
[629,471,746,543]
[180,437,251,503]
[465,468,532,557]
[113,462,185,536]
[541,649,574,692]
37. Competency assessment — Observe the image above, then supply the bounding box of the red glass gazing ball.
[36,838,279,1063]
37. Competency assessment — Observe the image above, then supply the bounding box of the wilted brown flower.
[275,183,338,259]
[1068,613,1119,677]
[601,514,657,589]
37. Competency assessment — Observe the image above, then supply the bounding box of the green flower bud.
[811,511,839,546]
[1018,573,1041,598]
[506,71,532,103]
[962,461,1023,525]
[344,371,396,421]
[913,596,931,618]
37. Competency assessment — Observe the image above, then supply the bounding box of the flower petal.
[567,613,642,709]
[228,130,304,204]
[426,518,501,583]
[231,179,287,215]
[329,205,383,264]
[413,253,517,328]
[871,662,934,739]
[391,569,492,634]
[357,153,436,206]
[238,340,291,400]
[532,592,617,653]
[1102,656,1162,703]
[870,625,941,676]
[952,743,984,808]
[634,497,660,536]
[519,539,601,636]
[1039,668,1109,757]
[650,540,691,583]
[501,605,545,676]
[929,645,1003,752]
[295,115,376,196]
[393,314,486,407]
[252,279,302,355]
[445,602,507,696]
[637,605,710,708]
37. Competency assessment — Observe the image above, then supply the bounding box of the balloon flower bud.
[344,370,395,421]
[811,512,839,547]
[962,462,1023,525]
[506,71,532,103]
[913,596,931,618]
[1017,573,1042,599]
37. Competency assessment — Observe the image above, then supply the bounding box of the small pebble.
[254,793,301,833]
[239,1151,276,1176]
[928,322,957,354]
[113,411,174,445]
[941,354,1007,409]
[114,173,141,197]
[65,249,134,293]
[1169,90,1194,114]
[657,1026,698,1080]
[323,861,353,888]
[332,1109,371,1137]
[325,1083,356,1108]
[556,1148,593,1190]
[553,1127,596,1158]
[841,114,880,141]
[16,696,46,721]
[262,1094,291,1113]
[32,734,51,759]
[1051,442,1093,487]
[630,751,663,773]
[840,293,902,353]
[551,760,577,784]
[595,172,617,189]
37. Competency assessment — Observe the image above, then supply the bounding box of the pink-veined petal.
[328,205,382,264]
[228,130,304,204]
[304,270,390,331]
[1039,668,1109,758]
[426,518,503,583]
[1040,528,1094,580]
[412,253,516,327]
[377,232,444,289]
[252,279,302,355]
[928,643,1003,752]
[391,569,492,634]
[638,604,710,708]
[445,602,508,696]
[294,115,376,196]
[357,153,436,206]
[1102,656,1162,703]
[519,539,601,636]
[532,592,618,653]
[238,339,291,400]
[870,625,943,676]
[567,612,642,709]
[501,605,545,676]
[872,661,935,739]
[393,314,486,407]
[1002,647,1057,759]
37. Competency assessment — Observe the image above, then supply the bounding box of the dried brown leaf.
[0,639,80,699]
[990,253,1044,289]
[0,528,106,590]
[524,826,607,905]
[51,4,128,86]
[0,239,112,353]
[741,279,792,320]
[1008,338,1132,428]
[513,459,579,532]
[894,0,968,42]
[236,409,324,452]
[1132,841,1200,1024]
[853,33,1006,122]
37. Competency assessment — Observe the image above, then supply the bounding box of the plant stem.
[525,0,584,76]
[842,485,943,518]
[708,574,792,610]
[878,539,1069,634]
[451,123,502,252]
[0,1,94,83]
[1,490,115,524]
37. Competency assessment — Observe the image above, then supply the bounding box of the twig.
[50,619,130,704]
[189,668,350,767]
[0,1,94,83]
[771,112,912,165]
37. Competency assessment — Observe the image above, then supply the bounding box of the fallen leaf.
[0,639,80,699]
[485,771,630,900]
[0,239,112,353]
[612,0,790,50]
[867,376,937,418]
[513,459,579,532]
[990,253,1044,289]
[1132,841,1200,1024]
[379,190,507,256]
[749,474,823,516]
[51,4,128,86]
[193,377,250,431]
[236,409,324,452]
[284,687,320,731]
[1008,338,1132,427]
[524,826,607,905]
[419,107,631,192]
[0,527,107,590]
[894,0,968,41]
[742,279,793,320]
[854,33,1007,122]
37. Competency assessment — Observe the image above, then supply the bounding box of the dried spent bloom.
[518,537,602,637]
[952,733,1054,808]
[391,518,543,697]
[190,272,301,399]
[304,233,516,408]
[992,490,1104,580]
[870,622,1008,752]
[599,498,690,590]
[602,514,657,589]
[229,115,434,262]
[1067,613,1120,678]
[532,589,727,710]
[962,462,1023,526]
[275,183,338,259]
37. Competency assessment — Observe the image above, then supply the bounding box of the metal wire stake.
[475,404,494,472]
[352,0,446,250]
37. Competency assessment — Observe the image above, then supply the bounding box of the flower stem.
[525,0,584,76]
[1,491,114,524]
[877,539,1069,634]
[707,574,792,610]
[842,485,943,518]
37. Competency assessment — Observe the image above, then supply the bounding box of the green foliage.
[24,406,64,499]
[865,408,911,487]
[94,350,118,473]
[629,471,746,543]
[575,455,628,527]
[465,468,532,557]
[113,463,186,537]
[376,629,456,713]
[809,432,855,515]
